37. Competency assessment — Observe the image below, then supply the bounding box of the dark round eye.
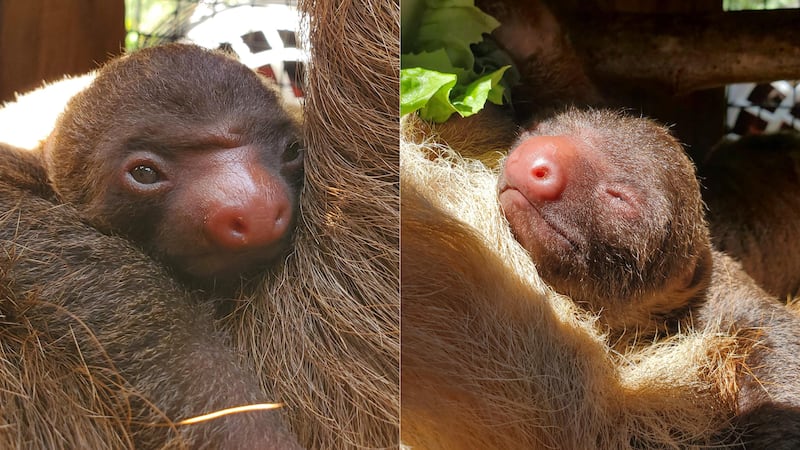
[282,141,303,163]
[130,165,160,184]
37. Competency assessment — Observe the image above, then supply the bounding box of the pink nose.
[204,197,291,250]
[503,135,579,203]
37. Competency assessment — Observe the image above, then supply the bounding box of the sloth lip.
[500,187,579,250]
[497,176,510,195]
[531,206,579,250]
[179,254,274,279]
[175,238,290,259]
[167,245,287,279]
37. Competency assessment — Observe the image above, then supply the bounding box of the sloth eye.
[603,186,642,220]
[282,141,303,163]
[130,165,161,184]
[606,188,627,203]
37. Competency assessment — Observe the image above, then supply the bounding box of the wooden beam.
[568,10,800,94]
[0,0,125,102]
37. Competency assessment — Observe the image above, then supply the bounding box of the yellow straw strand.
[177,403,285,426]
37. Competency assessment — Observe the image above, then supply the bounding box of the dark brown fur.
[700,132,800,300]
[500,109,800,448]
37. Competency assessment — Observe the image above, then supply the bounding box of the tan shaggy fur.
[0,0,398,448]
[400,114,741,449]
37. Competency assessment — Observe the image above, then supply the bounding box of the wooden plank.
[0,0,125,102]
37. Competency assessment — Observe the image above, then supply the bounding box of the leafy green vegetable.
[453,65,509,114]
[401,0,513,123]
[400,67,457,121]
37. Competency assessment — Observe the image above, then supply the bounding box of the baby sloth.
[0,44,305,449]
[43,43,304,288]
[498,108,800,448]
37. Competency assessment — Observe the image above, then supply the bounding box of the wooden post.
[0,0,125,102]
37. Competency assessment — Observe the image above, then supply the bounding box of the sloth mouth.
[499,187,578,251]
[165,244,288,281]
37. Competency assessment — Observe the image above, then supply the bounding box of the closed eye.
[601,184,643,220]
[606,188,628,202]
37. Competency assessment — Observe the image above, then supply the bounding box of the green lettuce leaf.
[400,67,457,120]
[401,0,513,123]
